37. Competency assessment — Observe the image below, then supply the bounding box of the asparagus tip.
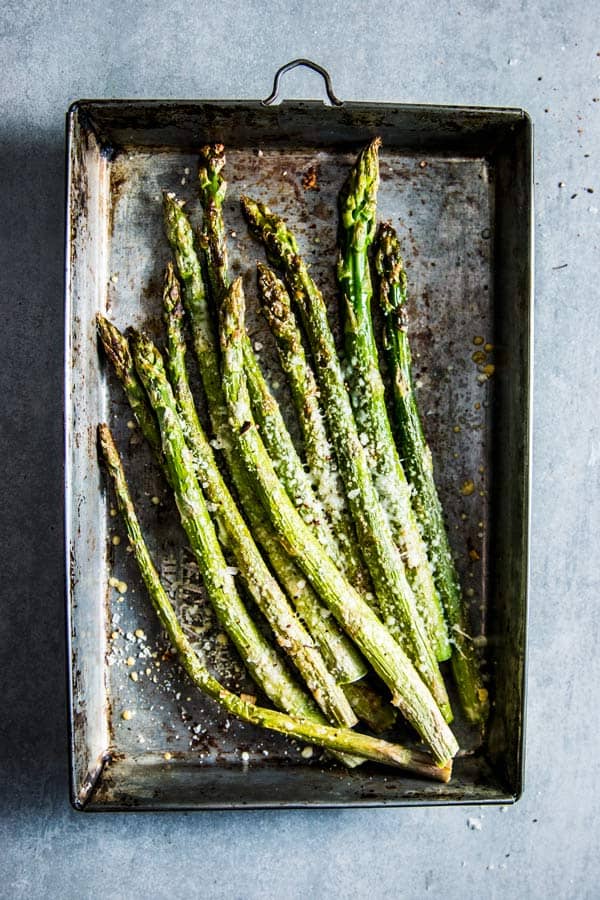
[162,262,183,317]
[96,314,132,382]
[198,144,227,201]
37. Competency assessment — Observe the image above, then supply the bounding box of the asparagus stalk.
[257,263,373,601]
[197,143,228,300]
[337,140,450,662]
[163,193,367,688]
[161,264,357,728]
[129,328,317,720]
[241,195,452,722]
[98,424,451,780]
[163,193,225,439]
[198,146,350,573]
[219,277,458,766]
[374,223,489,723]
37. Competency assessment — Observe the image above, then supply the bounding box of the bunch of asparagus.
[98,139,488,781]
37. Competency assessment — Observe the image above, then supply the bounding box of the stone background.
[1,1,598,896]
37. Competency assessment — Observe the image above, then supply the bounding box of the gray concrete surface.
[1,1,598,897]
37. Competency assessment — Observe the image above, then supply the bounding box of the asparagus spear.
[163,193,367,688]
[337,139,450,662]
[257,263,373,601]
[219,277,458,765]
[374,223,489,723]
[198,147,352,574]
[98,424,451,780]
[241,196,452,722]
[129,328,317,720]
[161,264,357,728]
[197,143,228,300]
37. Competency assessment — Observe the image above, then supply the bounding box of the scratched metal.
[65,99,531,810]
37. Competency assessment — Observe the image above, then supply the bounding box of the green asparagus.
[98,423,451,780]
[163,192,368,689]
[337,139,450,662]
[219,277,458,765]
[96,313,162,459]
[161,263,358,728]
[241,195,452,721]
[374,222,489,723]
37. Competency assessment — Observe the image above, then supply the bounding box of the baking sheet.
[66,99,531,808]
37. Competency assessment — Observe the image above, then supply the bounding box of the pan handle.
[262,59,343,107]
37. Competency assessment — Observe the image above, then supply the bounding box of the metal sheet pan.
[66,64,532,810]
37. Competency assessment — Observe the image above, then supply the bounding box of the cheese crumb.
[164,751,172,760]
[112,535,121,546]
[121,709,133,721]
[126,656,135,666]
[301,745,314,759]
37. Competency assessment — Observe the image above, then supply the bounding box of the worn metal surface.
[66,98,531,810]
